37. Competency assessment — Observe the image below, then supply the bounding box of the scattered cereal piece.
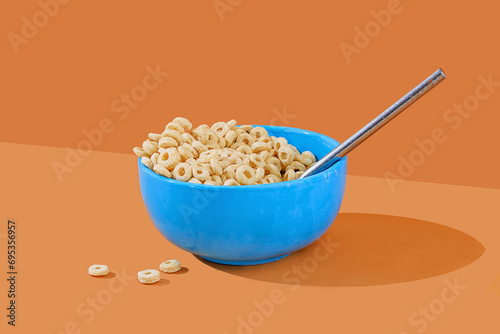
[159,259,182,273]
[88,264,109,277]
[137,269,161,284]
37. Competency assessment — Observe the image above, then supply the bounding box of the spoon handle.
[299,68,447,179]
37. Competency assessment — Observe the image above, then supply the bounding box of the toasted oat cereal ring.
[250,127,269,140]
[181,132,196,145]
[235,144,253,155]
[148,133,162,141]
[207,131,218,143]
[248,154,266,168]
[150,153,160,165]
[182,143,199,158]
[205,141,220,150]
[295,171,304,178]
[259,151,269,161]
[239,125,253,132]
[265,174,282,183]
[289,144,301,156]
[217,134,226,148]
[188,177,202,184]
[137,269,161,284]
[161,129,183,145]
[234,128,247,136]
[142,140,159,155]
[258,179,269,184]
[158,136,179,149]
[178,145,195,161]
[192,141,208,154]
[212,175,223,185]
[284,169,296,181]
[141,157,153,170]
[237,133,255,146]
[165,122,185,134]
[286,161,307,172]
[302,151,317,164]
[255,167,265,182]
[227,119,237,128]
[173,163,192,181]
[153,164,173,178]
[236,165,256,185]
[211,122,230,137]
[198,149,217,163]
[224,130,237,146]
[273,137,288,151]
[210,157,223,175]
[251,142,271,153]
[264,163,281,177]
[192,128,209,143]
[192,164,211,181]
[173,117,193,132]
[89,264,109,277]
[224,164,239,179]
[224,179,240,186]
[204,180,218,185]
[265,157,281,170]
[133,147,150,158]
[258,137,272,145]
[278,146,295,166]
[158,148,181,169]
[159,260,182,273]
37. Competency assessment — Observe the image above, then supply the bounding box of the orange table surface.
[1,142,499,334]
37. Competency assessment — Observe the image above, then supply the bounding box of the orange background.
[1,0,499,189]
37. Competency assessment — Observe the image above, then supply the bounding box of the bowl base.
[200,253,291,266]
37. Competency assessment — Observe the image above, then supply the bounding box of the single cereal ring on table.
[236,165,256,185]
[159,259,182,273]
[137,269,161,284]
[173,117,193,132]
[88,264,109,277]
[173,163,192,181]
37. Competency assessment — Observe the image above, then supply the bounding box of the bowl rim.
[138,125,347,191]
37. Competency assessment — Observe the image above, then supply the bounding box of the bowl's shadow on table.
[196,213,485,287]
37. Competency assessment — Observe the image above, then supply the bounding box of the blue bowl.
[138,125,347,265]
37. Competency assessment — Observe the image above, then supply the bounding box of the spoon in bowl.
[299,68,447,179]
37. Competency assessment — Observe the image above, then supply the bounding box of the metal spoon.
[299,68,447,179]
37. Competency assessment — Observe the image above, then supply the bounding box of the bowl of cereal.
[136,118,347,265]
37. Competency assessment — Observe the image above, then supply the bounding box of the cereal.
[133,118,317,185]
[173,163,192,181]
[137,269,161,284]
[159,259,182,273]
[141,157,153,170]
[236,165,256,185]
[88,264,109,277]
